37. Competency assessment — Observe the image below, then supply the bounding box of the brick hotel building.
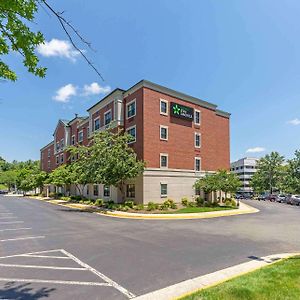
[40,80,230,203]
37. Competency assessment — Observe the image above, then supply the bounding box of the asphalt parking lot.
[0,196,299,299]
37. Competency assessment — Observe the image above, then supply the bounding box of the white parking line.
[21,254,70,259]
[0,249,63,259]
[0,228,31,232]
[0,236,45,242]
[61,249,136,298]
[0,263,86,271]
[0,217,17,219]
[0,213,13,215]
[0,278,110,286]
[0,221,23,224]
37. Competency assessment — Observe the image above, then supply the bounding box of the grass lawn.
[0,184,7,190]
[181,256,300,300]
[167,206,236,214]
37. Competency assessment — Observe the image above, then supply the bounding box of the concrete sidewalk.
[134,252,300,300]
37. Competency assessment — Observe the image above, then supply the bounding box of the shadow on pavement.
[0,282,56,299]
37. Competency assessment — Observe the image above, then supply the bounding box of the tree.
[0,0,103,81]
[252,152,285,194]
[48,165,72,195]
[0,169,18,191]
[194,174,218,196]
[69,131,145,201]
[286,150,300,194]
[216,169,241,199]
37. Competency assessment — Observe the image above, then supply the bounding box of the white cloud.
[287,118,300,126]
[82,82,111,96]
[37,39,80,62]
[53,84,77,103]
[246,147,266,153]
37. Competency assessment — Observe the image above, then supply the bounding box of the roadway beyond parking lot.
[0,196,299,300]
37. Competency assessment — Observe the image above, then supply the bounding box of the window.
[87,127,90,136]
[93,185,99,196]
[71,155,75,162]
[48,148,51,158]
[71,135,75,145]
[60,139,64,150]
[94,118,100,131]
[60,154,64,163]
[56,155,59,165]
[160,99,168,115]
[195,157,201,171]
[86,185,89,195]
[160,153,168,168]
[78,130,83,142]
[126,184,135,198]
[195,186,201,195]
[160,125,168,140]
[126,99,136,119]
[195,133,201,148]
[126,125,136,143]
[103,185,110,197]
[47,161,50,169]
[194,110,201,125]
[104,110,112,126]
[56,142,59,152]
[160,183,168,197]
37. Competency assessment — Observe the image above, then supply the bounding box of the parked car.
[291,195,300,206]
[258,194,267,201]
[266,194,277,202]
[286,195,300,205]
[275,194,286,203]
[0,190,8,194]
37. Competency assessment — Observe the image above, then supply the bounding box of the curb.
[24,197,259,220]
[134,252,300,300]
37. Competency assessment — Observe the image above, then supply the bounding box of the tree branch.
[40,0,104,81]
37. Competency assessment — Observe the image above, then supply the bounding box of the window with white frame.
[56,142,59,152]
[160,183,168,197]
[87,127,90,136]
[94,118,100,131]
[160,125,168,140]
[104,110,112,126]
[71,135,75,145]
[195,157,201,171]
[126,125,136,143]
[60,138,64,150]
[126,184,135,198]
[126,99,136,119]
[47,161,50,169]
[194,110,201,125]
[160,153,168,168]
[60,154,64,163]
[103,185,110,197]
[160,99,168,115]
[195,132,201,148]
[78,130,83,142]
[56,155,59,165]
[48,148,51,158]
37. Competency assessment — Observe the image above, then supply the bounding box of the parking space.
[0,198,136,299]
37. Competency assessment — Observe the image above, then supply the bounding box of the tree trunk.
[118,183,125,203]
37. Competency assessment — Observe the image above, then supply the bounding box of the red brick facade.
[40,80,230,174]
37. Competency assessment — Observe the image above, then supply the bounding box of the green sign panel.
[170,102,194,121]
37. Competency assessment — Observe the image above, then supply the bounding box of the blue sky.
[1,0,300,162]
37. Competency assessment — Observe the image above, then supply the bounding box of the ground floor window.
[195,186,201,195]
[103,185,110,197]
[93,185,99,196]
[126,184,135,198]
[160,183,168,197]
[195,157,201,171]
[86,185,89,195]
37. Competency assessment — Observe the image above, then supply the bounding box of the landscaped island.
[38,194,238,214]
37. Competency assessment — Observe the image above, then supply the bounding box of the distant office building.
[230,157,259,193]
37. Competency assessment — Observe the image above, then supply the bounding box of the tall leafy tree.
[251,152,285,194]
[0,0,103,81]
[47,165,72,195]
[69,131,145,201]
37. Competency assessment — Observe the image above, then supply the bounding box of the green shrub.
[95,199,104,207]
[49,192,56,198]
[60,196,71,201]
[195,197,204,207]
[124,200,134,208]
[225,198,236,207]
[187,201,196,207]
[70,195,82,202]
[134,204,144,211]
[181,197,189,206]
[159,203,169,210]
[147,201,159,211]
[170,202,177,209]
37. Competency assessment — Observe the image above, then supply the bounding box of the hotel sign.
[170,102,194,121]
